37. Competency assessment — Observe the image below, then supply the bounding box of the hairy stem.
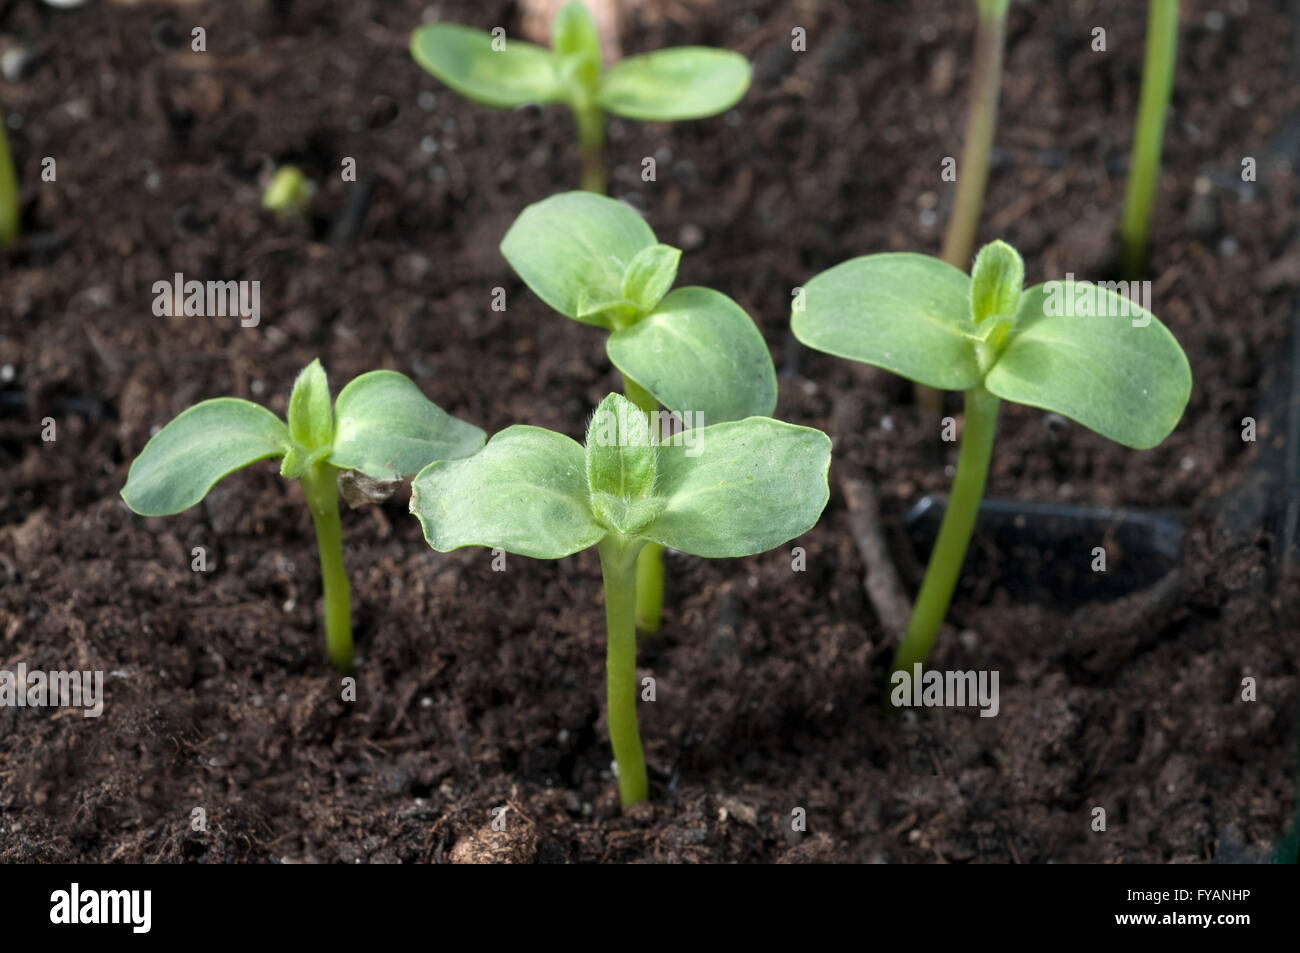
[597,536,649,807]
[621,374,664,632]
[299,462,354,672]
[575,103,606,194]
[890,386,1000,681]
[1120,0,1179,280]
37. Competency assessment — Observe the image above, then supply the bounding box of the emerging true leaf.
[620,243,681,316]
[500,191,656,327]
[551,0,600,60]
[792,253,983,391]
[968,239,1024,325]
[282,359,333,479]
[607,286,778,423]
[599,48,750,121]
[121,399,290,516]
[329,370,486,481]
[641,417,831,558]
[410,426,605,559]
[585,393,662,534]
[984,282,1192,449]
[410,23,562,108]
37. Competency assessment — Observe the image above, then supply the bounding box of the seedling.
[1120,0,1180,279]
[501,190,778,632]
[410,392,830,806]
[262,165,315,222]
[0,114,18,247]
[792,240,1191,682]
[410,1,750,193]
[121,361,485,672]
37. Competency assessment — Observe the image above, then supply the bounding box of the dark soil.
[1,0,1297,863]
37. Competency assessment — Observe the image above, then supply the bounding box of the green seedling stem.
[120,361,485,671]
[1120,0,1180,280]
[411,394,830,806]
[792,240,1192,687]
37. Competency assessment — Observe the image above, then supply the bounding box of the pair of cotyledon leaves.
[409,392,831,561]
[120,361,486,516]
[792,245,1192,450]
[500,190,778,425]
[410,1,750,121]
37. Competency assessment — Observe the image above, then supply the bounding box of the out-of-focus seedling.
[501,190,778,632]
[262,165,315,222]
[793,240,1191,684]
[121,361,485,672]
[0,115,18,246]
[1120,0,1180,279]
[410,393,830,806]
[410,1,750,192]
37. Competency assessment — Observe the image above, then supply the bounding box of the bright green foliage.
[793,239,1192,681]
[410,2,749,190]
[410,2,748,120]
[502,191,777,426]
[411,393,829,559]
[121,360,485,671]
[410,392,830,806]
[793,240,1191,449]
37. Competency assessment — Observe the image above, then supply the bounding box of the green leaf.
[609,287,777,424]
[792,253,982,391]
[599,48,750,121]
[500,192,656,328]
[985,281,1192,449]
[410,23,561,108]
[410,426,605,559]
[551,1,600,59]
[642,418,830,557]
[282,359,333,478]
[585,393,663,534]
[121,399,290,516]
[620,243,681,315]
[288,359,332,449]
[328,370,486,480]
[969,239,1024,324]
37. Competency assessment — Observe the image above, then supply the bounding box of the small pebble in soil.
[418,91,436,111]
[0,364,13,382]
[1,48,32,83]
[677,223,704,250]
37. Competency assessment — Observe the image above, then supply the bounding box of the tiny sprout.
[121,361,485,672]
[262,165,315,221]
[793,240,1191,684]
[501,190,778,632]
[410,1,750,193]
[410,393,830,807]
[0,113,18,246]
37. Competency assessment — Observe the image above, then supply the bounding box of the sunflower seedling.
[410,1,750,192]
[121,361,485,672]
[792,240,1191,683]
[501,190,778,632]
[410,392,830,806]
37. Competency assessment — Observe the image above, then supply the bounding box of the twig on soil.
[840,477,912,642]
